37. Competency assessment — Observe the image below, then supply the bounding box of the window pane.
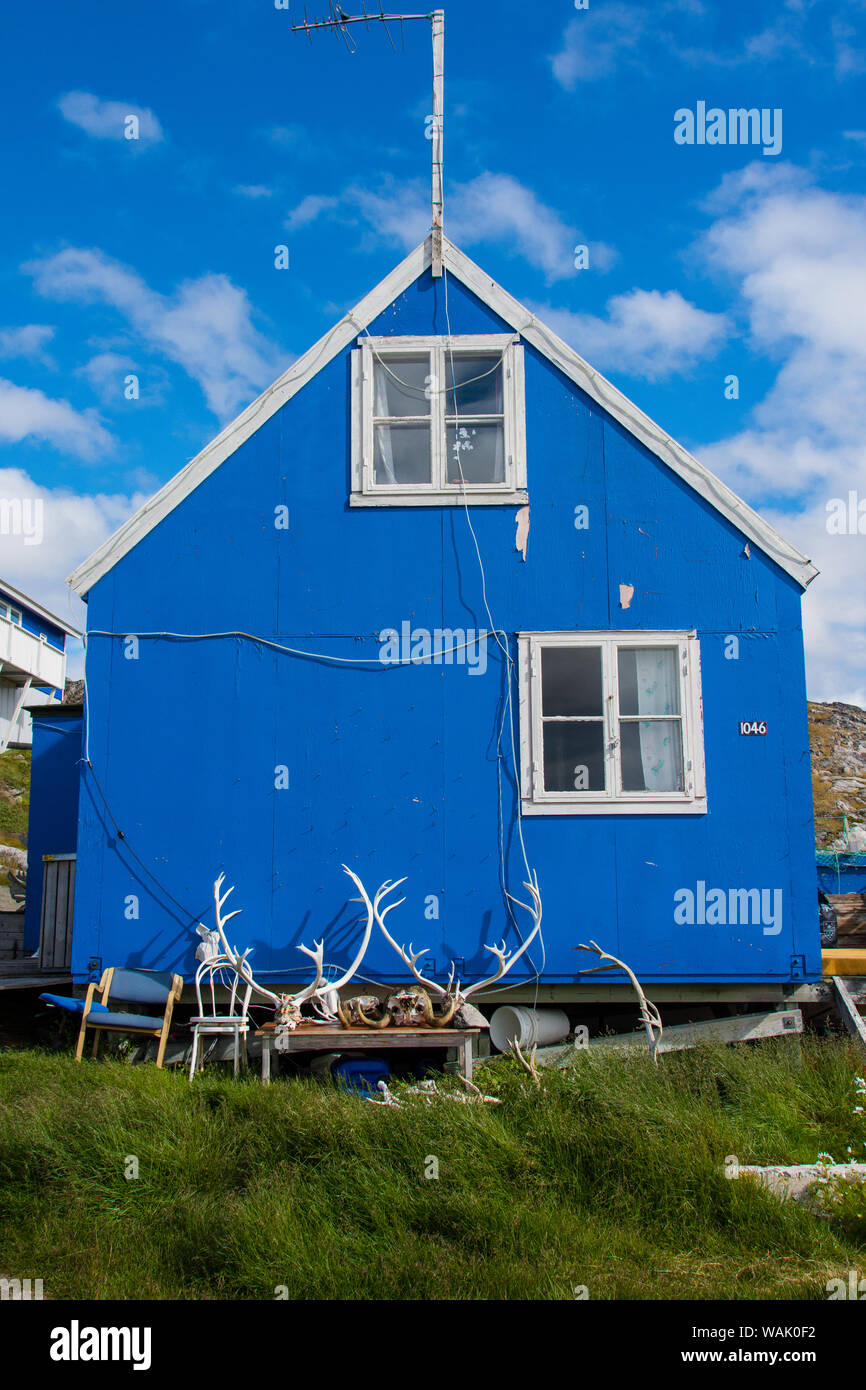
[541,646,603,717]
[373,357,430,418]
[446,423,505,484]
[618,647,680,717]
[543,722,606,792]
[620,720,684,792]
[445,356,503,414]
[374,423,431,485]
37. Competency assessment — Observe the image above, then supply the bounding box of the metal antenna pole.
[431,9,444,277]
[290,7,445,276]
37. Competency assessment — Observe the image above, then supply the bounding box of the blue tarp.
[816,852,866,895]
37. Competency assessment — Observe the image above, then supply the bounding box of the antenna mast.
[291,5,445,277]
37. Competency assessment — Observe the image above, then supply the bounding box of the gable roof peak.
[67,233,817,595]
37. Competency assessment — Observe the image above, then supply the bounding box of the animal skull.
[386,988,432,1027]
[276,994,304,1031]
[337,994,390,1029]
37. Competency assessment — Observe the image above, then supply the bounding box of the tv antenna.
[291,5,445,276]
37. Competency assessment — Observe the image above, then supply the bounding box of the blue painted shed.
[65,236,821,998]
[24,704,83,953]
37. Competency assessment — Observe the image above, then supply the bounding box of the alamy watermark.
[1,1276,43,1300]
[827,1270,866,1299]
[674,881,783,936]
[826,491,866,535]
[379,622,488,675]
[50,1322,151,1370]
[674,103,782,157]
[0,497,43,545]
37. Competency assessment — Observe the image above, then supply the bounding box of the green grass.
[0,748,30,860]
[1,1039,864,1300]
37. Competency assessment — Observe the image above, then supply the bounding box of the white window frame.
[350,334,527,506]
[518,630,707,815]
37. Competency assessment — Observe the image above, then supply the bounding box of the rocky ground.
[809,700,866,940]
[809,700,866,845]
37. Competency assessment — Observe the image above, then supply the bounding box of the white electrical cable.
[440,266,546,996]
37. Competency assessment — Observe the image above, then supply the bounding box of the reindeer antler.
[291,939,326,1006]
[576,939,662,1060]
[213,872,243,958]
[460,870,543,1001]
[369,877,452,999]
[209,874,283,1006]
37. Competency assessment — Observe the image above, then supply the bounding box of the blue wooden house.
[0,579,80,752]
[64,236,821,1005]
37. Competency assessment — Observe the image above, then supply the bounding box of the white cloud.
[551,4,648,87]
[77,351,169,407]
[235,184,273,199]
[693,162,866,701]
[0,465,147,654]
[79,351,137,391]
[700,161,811,215]
[58,90,163,143]
[26,248,289,419]
[267,124,306,147]
[0,325,55,364]
[530,289,729,380]
[451,173,615,282]
[0,378,111,459]
[348,181,430,248]
[285,194,339,231]
[341,173,614,283]
[832,13,866,76]
[550,0,866,85]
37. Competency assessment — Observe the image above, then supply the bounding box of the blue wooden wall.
[25,708,82,952]
[0,587,68,651]
[71,268,820,988]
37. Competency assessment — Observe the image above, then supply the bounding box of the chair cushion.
[87,1010,165,1032]
[39,994,109,1016]
[108,969,173,1007]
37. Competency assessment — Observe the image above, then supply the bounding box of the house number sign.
[739,720,767,736]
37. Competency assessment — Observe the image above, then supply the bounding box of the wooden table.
[254,1022,481,1084]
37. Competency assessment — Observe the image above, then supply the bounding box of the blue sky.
[1,0,865,698]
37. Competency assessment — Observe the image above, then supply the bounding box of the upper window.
[519,631,706,815]
[351,335,527,505]
[0,603,21,626]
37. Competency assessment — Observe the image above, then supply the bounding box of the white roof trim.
[0,578,81,636]
[67,235,817,595]
[442,240,817,589]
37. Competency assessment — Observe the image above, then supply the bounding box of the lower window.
[518,631,706,814]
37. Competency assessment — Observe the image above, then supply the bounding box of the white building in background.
[0,580,81,751]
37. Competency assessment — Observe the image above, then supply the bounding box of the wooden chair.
[73,968,183,1068]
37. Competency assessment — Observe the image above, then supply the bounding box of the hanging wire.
[440,265,546,1001]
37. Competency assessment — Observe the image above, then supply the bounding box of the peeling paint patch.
[515,505,529,561]
[619,583,634,609]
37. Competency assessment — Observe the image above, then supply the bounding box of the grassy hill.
[0,1040,864,1300]
[0,748,30,848]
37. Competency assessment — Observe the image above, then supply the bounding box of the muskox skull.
[337,994,390,1029]
[385,988,459,1027]
[386,988,432,1028]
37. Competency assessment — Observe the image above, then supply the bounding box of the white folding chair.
[189,955,253,1079]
